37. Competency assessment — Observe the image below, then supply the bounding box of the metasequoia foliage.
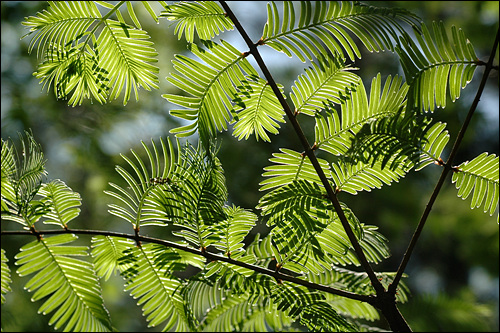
[1,1,498,332]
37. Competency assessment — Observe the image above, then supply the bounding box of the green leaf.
[259,180,366,273]
[151,244,205,272]
[34,40,110,106]
[415,121,450,170]
[183,275,290,332]
[312,74,426,194]
[118,140,227,249]
[346,111,450,174]
[141,1,161,24]
[126,1,141,29]
[121,243,192,331]
[15,234,112,332]
[167,143,228,249]
[201,293,289,332]
[1,131,47,227]
[290,54,360,116]
[330,159,407,195]
[38,180,82,228]
[164,40,258,143]
[452,153,499,217]
[262,1,420,62]
[183,275,227,324]
[232,76,286,142]
[1,249,12,305]
[160,1,234,42]
[271,282,358,332]
[104,137,178,228]
[211,205,258,257]
[23,1,159,106]
[397,21,478,113]
[315,73,408,157]
[23,1,108,106]
[306,267,410,305]
[349,224,391,265]
[98,19,159,105]
[346,114,414,169]
[259,148,331,192]
[1,137,18,218]
[272,206,365,273]
[91,236,136,281]
[22,1,101,58]
[259,178,391,273]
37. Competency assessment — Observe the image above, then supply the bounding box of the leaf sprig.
[23,1,160,106]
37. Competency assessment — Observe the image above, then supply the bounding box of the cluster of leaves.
[1,1,498,332]
[2,131,403,332]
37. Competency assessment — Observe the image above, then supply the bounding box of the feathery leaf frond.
[22,1,101,58]
[105,137,178,228]
[201,294,268,332]
[121,243,192,331]
[315,73,408,157]
[211,205,257,258]
[290,54,360,116]
[262,1,420,62]
[34,43,109,105]
[324,293,379,323]
[38,180,81,228]
[1,138,19,221]
[1,249,12,305]
[300,268,382,322]
[259,178,391,271]
[97,19,159,104]
[149,142,228,248]
[346,114,450,173]
[91,236,136,281]
[164,40,258,143]
[160,1,234,42]
[151,244,205,273]
[271,282,358,332]
[330,159,407,195]
[183,275,290,332]
[23,1,159,106]
[259,180,367,273]
[259,179,329,227]
[452,153,499,217]
[182,276,226,325]
[204,260,271,302]
[313,74,414,194]
[348,224,391,265]
[415,121,450,170]
[232,76,286,142]
[259,148,331,192]
[15,234,112,332]
[1,131,47,226]
[305,267,409,304]
[245,233,276,268]
[346,114,430,170]
[397,21,478,113]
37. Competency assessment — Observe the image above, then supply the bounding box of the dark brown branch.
[389,27,500,294]
[1,228,373,304]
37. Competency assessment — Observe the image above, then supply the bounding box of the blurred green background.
[1,1,498,331]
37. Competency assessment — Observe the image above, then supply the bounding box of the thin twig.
[1,228,374,304]
[219,0,385,295]
[389,27,500,294]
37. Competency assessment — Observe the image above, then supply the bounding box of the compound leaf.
[452,153,499,218]
[15,234,112,332]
